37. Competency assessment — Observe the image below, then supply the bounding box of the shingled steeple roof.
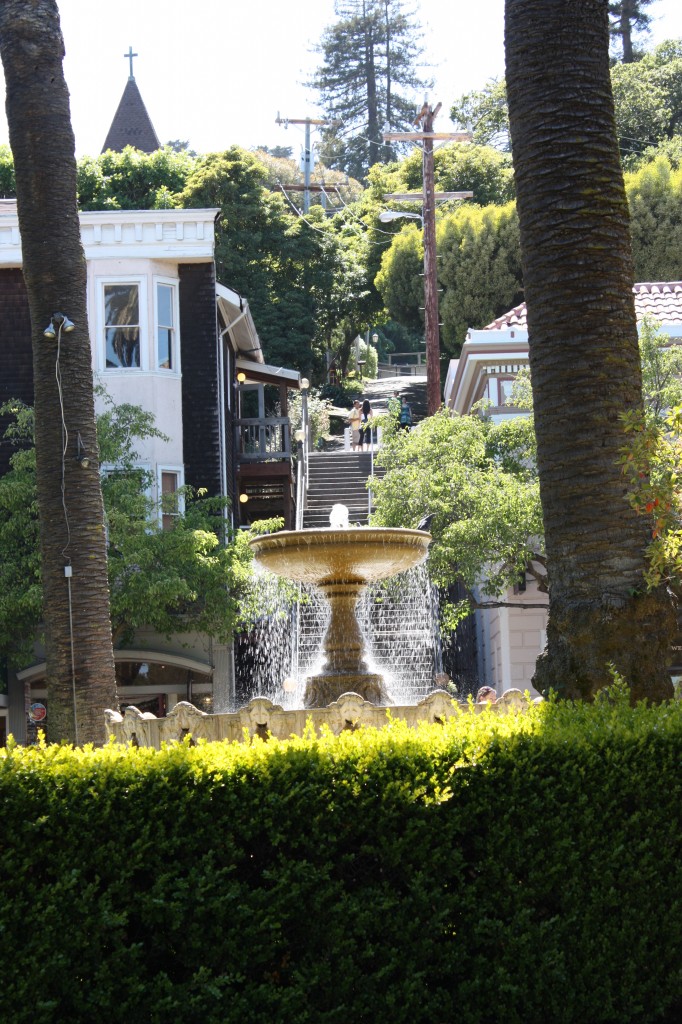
[101,48,160,154]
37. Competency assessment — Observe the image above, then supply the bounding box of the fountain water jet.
[248,508,431,707]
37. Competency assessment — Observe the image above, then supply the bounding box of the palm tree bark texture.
[0,0,118,741]
[504,0,675,701]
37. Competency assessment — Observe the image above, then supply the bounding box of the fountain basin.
[249,527,431,707]
[248,527,432,585]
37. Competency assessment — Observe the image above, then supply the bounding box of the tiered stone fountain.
[105,506,534,746]
[248,505,431,708]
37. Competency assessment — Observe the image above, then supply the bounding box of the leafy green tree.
[505,0,675,702]
[620,319,682,594]
[371,410,544,625]
[626,155,682,281]
[372,325,680,634]
[77,146,196,210]
[450,79,510,150]
[0,404,41,668]
[180,148,337,375]
[0,397,262,667]
[611,40,682,156]
[375,152,682,363]
[624,132,682,171]
[375,200,523,356]
[310,0,430,179]
[0,144,15,197]
[451,38,682,157]
[609,0,657,62]
[370,141,515,206]
[638,315,682,416]
[438,202,522,353]
[374,223,423,335]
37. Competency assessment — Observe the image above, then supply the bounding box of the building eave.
[0,201,221,264]
[235,355,300,388]
[216,283,264,364]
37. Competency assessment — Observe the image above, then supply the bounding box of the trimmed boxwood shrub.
[0,694,681,1024]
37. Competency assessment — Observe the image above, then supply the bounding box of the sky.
[1,0,682,159]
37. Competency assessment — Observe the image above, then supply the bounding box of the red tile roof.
[484,283,682,330]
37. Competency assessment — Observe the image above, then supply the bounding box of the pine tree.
[310,0,430,179]
[609,0,658,62]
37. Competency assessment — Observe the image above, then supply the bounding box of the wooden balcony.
[236,417,292,463]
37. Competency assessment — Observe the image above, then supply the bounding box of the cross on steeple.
[124,46,137,80]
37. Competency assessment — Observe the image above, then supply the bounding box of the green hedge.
[1,696,681,1024]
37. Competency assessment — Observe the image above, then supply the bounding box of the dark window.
[105,284,140,368]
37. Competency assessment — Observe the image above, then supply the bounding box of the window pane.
[161,471,179,531]
[106,327,140,368]
[157,284,173,327]
[157,327,172,370]
[156,284,174,370]
[105,285,139,327]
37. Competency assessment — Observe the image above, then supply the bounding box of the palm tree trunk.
[505,0,675,702]
[0,0,118,741]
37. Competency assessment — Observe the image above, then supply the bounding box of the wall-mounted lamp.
[237,372,247,383]
[43,312,75,339]
[239,492,249,504]
[76,433,90,469]
[300,377,309,390]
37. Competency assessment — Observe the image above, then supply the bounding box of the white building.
[0,201,300,743]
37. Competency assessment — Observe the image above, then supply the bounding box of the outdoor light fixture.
[237,372,246,383]
[372,333,379,344]
[239,493,249,504]
[294,428,305,443]
[76,433,90,469]
[378,210,423,225]
[43,312,75,338]
[300,377,310,390]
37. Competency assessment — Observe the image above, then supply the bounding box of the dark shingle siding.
[179,264,222,498]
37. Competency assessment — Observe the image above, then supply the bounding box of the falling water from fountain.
[235,566,440,710]
[240,509,436,708]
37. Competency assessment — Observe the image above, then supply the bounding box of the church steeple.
[101,48,160,154]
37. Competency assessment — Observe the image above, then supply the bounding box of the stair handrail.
[295,392,311,531]
[368,424,381,520]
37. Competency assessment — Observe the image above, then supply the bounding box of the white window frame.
[157,465,185,529]
[97,276,148,373]
[153,276,181,374]
[100,461,154,542]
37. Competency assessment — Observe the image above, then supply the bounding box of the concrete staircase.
[358,376,428,423]
[302,450,381,528]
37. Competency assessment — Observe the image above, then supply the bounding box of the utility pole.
[384,109,471,415]
[276,114,329,213]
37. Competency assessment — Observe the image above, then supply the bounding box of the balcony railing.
[236,417,292,462]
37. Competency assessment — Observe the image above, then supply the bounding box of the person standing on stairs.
[399,396,413,431]
[348,399,362,451]
[360,399,373,451]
